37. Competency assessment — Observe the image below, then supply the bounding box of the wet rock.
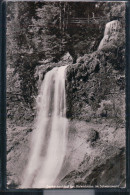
[87,129,99,143]
[61,142,125,188]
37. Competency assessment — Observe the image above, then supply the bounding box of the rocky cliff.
[59,19,126,187]
[66,19,125,122]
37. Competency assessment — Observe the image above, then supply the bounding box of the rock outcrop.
[60,19,126,187]
[66,20,125,123]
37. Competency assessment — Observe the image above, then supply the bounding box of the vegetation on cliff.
[66,35,125,123]
[7,2,121,105]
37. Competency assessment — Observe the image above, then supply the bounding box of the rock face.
[6,66,35,188]
[62,19,126,187]
[66,20,125,123]
[59,120,125,187]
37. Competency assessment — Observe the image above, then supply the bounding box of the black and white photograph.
[6,1,126,189]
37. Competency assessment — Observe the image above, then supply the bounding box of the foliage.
[6,2,125,105]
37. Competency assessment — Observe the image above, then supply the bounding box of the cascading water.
[21,65,68,188]
[98,20,121,50]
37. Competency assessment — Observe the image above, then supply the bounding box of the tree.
[7,2,121,106]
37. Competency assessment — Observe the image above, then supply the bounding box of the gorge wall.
[59,19,126,187]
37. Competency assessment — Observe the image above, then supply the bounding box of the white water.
[21,65,68,188]
[98,20,121,50]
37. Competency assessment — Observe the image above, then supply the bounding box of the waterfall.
[98,20,121,50]
[21,65,68,188]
